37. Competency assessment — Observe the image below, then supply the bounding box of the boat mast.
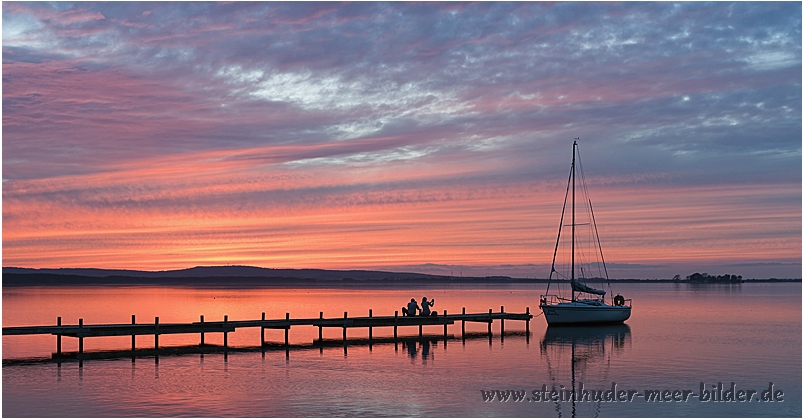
[545,156,573,296]
[571,139,577,301]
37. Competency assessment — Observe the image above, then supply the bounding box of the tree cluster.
[676,273,743,283]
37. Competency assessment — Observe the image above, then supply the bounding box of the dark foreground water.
[3,283,801,417]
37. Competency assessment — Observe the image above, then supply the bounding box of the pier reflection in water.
[3,284,800,417]
[400,338,439,364]
[540,324,632,418]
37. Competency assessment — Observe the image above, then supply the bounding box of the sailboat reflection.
[540,325,631,418]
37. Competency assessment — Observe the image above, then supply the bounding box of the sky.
[2,2,801,279]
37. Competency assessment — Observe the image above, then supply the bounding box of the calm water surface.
[3,283,801,417]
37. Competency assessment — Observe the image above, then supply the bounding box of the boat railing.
[541,294,632,308]
[539,295,572,306]
[614,297,633,307]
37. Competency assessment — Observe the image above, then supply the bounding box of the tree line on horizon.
[672,273,743,283]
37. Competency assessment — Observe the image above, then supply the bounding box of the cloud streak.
[3,2,801,278]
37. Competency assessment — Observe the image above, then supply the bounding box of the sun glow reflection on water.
[2,283,801,417]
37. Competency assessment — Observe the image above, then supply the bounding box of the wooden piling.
[488,309,492,336]
[443,310,448,337]
[461,307,466,338]
[526,307,530,344]
[223,315,228,348]
[343,312,347,342]
[318,312,323,342]
[200,315,205,345]
[78,318,84,354]
[260,313,265,346]
[154,317,159,349]
[394,311,398,339]
[56,317,62,354]
[419,323,423,337]
[525,307,530,335]
[284,313,290,347]
[131,315,136,351]
[501,306,505,336]
[368,309,373,340]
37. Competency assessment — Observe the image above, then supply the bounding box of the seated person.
[402,298,420,316]
[420,297,435,316]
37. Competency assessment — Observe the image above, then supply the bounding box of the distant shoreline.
[2,272,800,287]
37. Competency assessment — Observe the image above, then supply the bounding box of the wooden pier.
[3,306,531,357]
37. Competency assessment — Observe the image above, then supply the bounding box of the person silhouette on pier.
[402,298,420,316]
[420,297,435,316]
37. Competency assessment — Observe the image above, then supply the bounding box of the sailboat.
[539,140,631,325]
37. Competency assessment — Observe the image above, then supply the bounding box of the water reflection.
[681,282,743,293]
[540,325,632,418]
[401,338,437,364]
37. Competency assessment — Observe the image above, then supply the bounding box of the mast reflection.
[540,325,632,418]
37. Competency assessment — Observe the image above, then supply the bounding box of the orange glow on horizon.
[3,146,800,274]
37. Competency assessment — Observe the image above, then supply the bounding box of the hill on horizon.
[1,265,456,281]
[3,266,798,285]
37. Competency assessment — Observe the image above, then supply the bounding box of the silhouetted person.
[402,298,420,316]
[421,297,435,316]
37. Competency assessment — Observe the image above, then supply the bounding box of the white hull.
[540,301,631,325]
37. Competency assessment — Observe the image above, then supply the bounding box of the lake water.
[3,283,801,417]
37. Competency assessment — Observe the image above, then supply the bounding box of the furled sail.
[571,279,606,295]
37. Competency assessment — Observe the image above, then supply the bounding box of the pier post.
[526,307,530,344]
[223,315,228,349]
[488,309,492,336]
[394,311,398,339]
[318,312,323,342]
[461,307,466,338]
[443,310,448,337]
[284,313,290,347]
[260,313,265,346]
[131,315,136,351]
[525,307,530,335]
[154,317,159,350]
[419,323,423,337]
[56,317,62,355]
[500,306,505,337]
[78,318,84,354]
[368,309,373,341]
[200,315,205,345]
[343,312,347,342]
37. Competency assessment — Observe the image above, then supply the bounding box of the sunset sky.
[3,2,801,279]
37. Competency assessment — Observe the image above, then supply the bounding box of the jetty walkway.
[3,306,532,357]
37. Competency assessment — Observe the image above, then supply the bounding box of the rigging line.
[574,227,589,278]
[546,157,574,296]
[576,143,594,214]
[575,147,592,273]
[589,198,612,294]
[577,142,611,291]
[571,202,596,283]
